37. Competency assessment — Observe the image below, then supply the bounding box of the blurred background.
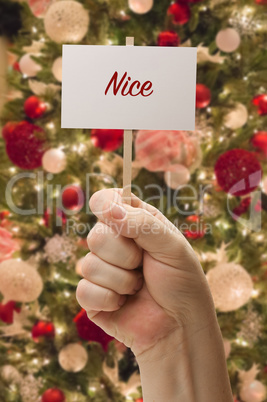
[0,0,267,401]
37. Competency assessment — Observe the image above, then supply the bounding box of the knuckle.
[76,279,88,306]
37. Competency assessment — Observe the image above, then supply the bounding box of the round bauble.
[91,129,124,151]
[42,148,67,174]
[28,0,53,18]
[0,259,43,302]
[61,185,84,210]
[164,165,190,189]
[19,53,41,77]
[44,1,89,43]
[157,31,180,47]
[216,28,240,52]
[1,365,22,384]
[24,96,46,119]
[206,263,253,312]
[5,121,47,169]
[251,132,267,156]
[42,388,65,402]
[224,103,248,129]
[58,343,88,372]
[196,84,211,108]
[214,149,262,196]
[252,94,267,116]
[31,320,55,340]
[167,2,191,25]
[52,57,62,82]
[240,380,266,402]
[128,0,153,14]
[0,227,18,263]
[2,122,18,141]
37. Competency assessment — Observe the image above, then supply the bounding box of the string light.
[9,167,16,173]
[32,26,38,33]
[198,171,206,180]
[251,289,260,298]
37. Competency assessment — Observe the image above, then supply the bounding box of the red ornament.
[157,31,180,46]
[215,149,262,196]
[2,121,18,141]
[232,197,251,218]
[31,321,55,340]
[90,129,124,151]
[184,215,205,239]
[135,399,143,402]
[61,185,84,210]
[252,94,267,115]
[251,131,267,156]
[13,61,21,72]
[255,0,267,4]
[5,121,47,169]
[167,2,191,25]
[196,84,211,108]
[41,388,65,402]
[73,309,113,351]
[24,96,46,119]
[0,301,21,324]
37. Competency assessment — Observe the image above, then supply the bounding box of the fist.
[76,189,215,358]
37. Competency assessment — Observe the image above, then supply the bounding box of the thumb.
[89,189,198,271]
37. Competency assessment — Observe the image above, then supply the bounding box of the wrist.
[136,317,233,402]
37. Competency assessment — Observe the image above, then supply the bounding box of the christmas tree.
[0,0,267,401]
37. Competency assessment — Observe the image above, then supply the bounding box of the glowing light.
[251,289,260,298]
[35,184,41,191]
[12,227,19,233]
[54,272,60,279]
[46,122,55,130]
[32,26,38,33]
[243,76,248,81]
[219,136,224,142]
[9,167,16,173]
[199,171,206,180]
[256,234,264,242]
[33,358,39,365]
[56,326,64,335]
[64,291,70,297]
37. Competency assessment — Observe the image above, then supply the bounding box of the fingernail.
[134,277,143,292]
[118,295,127,307]
[110,202,126,220]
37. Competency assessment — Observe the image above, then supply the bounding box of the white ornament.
[216,28,240,53]
[224,103,248,129]
[52,57,62,82]
[75,257,85,276]
[0,259,43,302]
[164,165,190,189]
[58,343,88,372]
[223,339,231,359]
[1,365,22,384]
[44,234,77,264]
[20,374,43,402]
[44,1,89,43]
[42,148,66,174]
[239,364,266,402]
[128,0,153,14]
[206,263,253,312]
[19,54,41,77]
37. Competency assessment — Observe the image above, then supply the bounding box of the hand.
[76,189,216,358]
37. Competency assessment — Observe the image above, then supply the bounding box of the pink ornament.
[0,228,19,262]
[28,0,53,17]
[134,130,201,172]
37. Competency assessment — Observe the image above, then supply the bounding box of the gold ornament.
[58,343,88,372]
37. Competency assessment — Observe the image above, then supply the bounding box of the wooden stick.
[122,37,134,204]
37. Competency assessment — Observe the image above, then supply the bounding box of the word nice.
[105,71,153,97]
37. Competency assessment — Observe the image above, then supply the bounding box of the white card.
[61,45,197,131]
